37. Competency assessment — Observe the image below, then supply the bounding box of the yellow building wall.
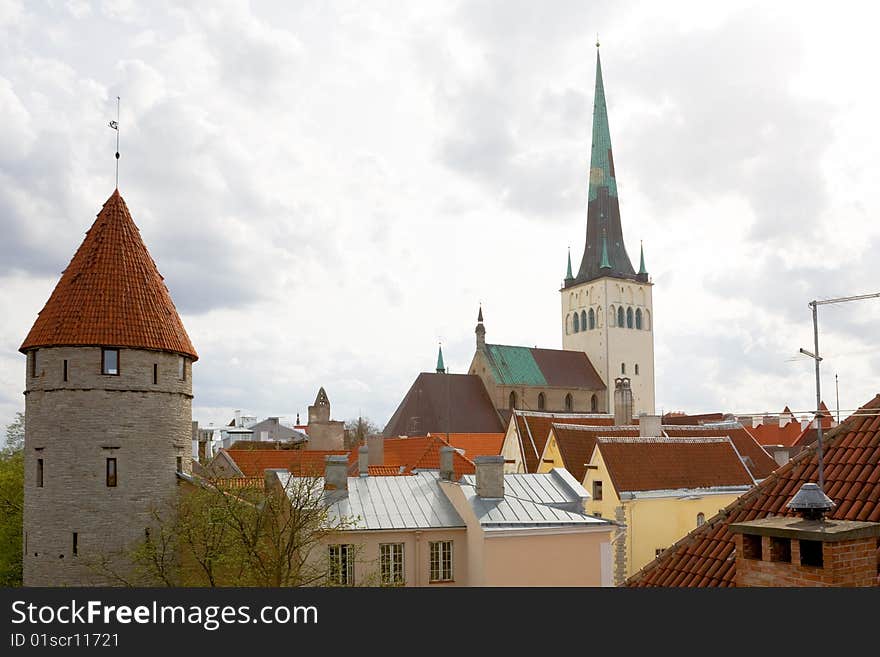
[536,431,566,474]
[500,417,525,473]
[583,448,746,579]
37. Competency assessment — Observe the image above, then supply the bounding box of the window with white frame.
[380,543,405,586]
[429,540,453,582]
[328,544,354,586]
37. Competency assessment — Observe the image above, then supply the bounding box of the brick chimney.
[367,434,384,466]
[639,414,662,437]
[324,455,349,492]
[358,445,369,477]
[613,378,633,425]
[475,455,504,498]
[439,446,455,481]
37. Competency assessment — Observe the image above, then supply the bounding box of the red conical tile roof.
[20,190,198,360]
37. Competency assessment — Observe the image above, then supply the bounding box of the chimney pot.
[475,455,504,498]
[613,378,633,425]
[324,455,349,492]
[639,413,662,437]
[440,446,455,481]
[358,445,369,477]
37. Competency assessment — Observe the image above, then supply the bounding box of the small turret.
[565,248,574,283]
[637,241,648,282]
[475,305,486,350]
[436,344,446,374]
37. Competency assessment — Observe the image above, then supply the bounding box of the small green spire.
[565,247,573,280]
[600,232,611,269]
[436,344,446,374]
[638,241,647,275]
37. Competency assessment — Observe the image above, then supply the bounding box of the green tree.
[0,412,25,586]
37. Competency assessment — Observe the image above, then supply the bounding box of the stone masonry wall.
[23,346,193,586]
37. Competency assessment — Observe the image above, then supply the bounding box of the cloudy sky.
[2,0,879,434]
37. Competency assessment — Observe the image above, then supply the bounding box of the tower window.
[580,310,587,332]
[106,458,117,487]
[73,532,78,556]
[565,314,571,335]
[37,458,44,488]
[617,306,624,327]
[609,306,615,327]
[153,363,158,385]
[537,393,545,410]
[588,308,595,330]
[635,364,640,375]
[573,312,580,333]
[635,308,643,330]
[178,356,186,381]
[176,456,183,472]
[626,307,634,328]
[591,394,598,413]
[621,363,626,375]
[102,349,119,375]
[564,394,573,412]
[63,359,68,382]
[509,391,517,410]
[30,350,38,378]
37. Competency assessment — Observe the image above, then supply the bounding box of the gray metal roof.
[459,468,610,528]
[276,471,465,531]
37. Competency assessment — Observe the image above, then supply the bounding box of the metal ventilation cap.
[787,483,835,520]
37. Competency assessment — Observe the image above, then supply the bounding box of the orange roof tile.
[662,425,777,480]
[513,411,615,473]
[746,421,804,448]
[427,432,504,459]
[627,394,880,587]
[20,190,197,359]
[225,449,350,477]
[382,435,476,479]
[596,437,755,492]
[367,465,408,476]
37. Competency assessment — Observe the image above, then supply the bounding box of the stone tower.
[561,47,655,416]
[19,190,197,586]
[306,387,344,450]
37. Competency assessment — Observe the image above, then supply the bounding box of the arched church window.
[580,310,587,331]
[588,308,595,330]
[509,391,517,410]
[609,306,615,327]
[591,394,598,413]
[627,307,634,329]
[617,306,624,328]
[538,393,545,410]
[564,394,573,412]
[573,312,580,333]
[635,308,643,330]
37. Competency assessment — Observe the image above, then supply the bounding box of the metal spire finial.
[108,96,120,189]
[596,33,600,48]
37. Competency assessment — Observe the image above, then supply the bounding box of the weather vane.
[108,96,120,188]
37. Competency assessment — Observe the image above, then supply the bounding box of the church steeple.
[573,46,636,285]
[475,305,486,350]
[436,344,446,374]
[565,248,574,281]
[638,241,647,276]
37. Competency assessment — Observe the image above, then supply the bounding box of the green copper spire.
[638,241,647,275]
[587,48,617,204]
[436,344,446,374]
[565,247,573,280]
[600,232,611,269]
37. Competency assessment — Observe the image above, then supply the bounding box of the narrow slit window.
[63,359,68,382]
[106,457,117,487]
[176,456,183,473]
[31,350,38,377]
[72,532,78,556]
[37,458,44,488]
[153,363,158,385]
[178,357,186,381]
[102,349,119,375]
[592,480,603,501]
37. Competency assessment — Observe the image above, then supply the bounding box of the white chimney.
[439,446,455,481]
[324,455,349,492]
[639,414,662,437]
[234,409,242,427]
[260,430,269,442]
[475,455,504,498]
[358,445,369,477]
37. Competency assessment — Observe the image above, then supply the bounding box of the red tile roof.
[627,394,880,587]
[513,411,615,473]
[427,432,504,459]
[746,421,804,448]
[661,425,777,480]
[381,435,475,479]
[225,449,351,477]
[20,190,197,359]
[549,423,616,483]
[367,465,408,476]
[661,412,728,425]
[596,437,755,492]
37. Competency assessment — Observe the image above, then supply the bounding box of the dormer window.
[102,349,119,375]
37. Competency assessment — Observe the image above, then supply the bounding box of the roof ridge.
[596,436,732,444]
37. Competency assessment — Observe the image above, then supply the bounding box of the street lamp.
[799,292,880,490]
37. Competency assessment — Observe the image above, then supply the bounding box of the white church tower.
[561,45,655,416]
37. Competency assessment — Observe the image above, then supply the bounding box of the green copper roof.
[638,241,647,275]
[587,51,617,204]
[436,345,445,373]
[565,248,573,280]
[484,344,547,386]
[600,233,611,269]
